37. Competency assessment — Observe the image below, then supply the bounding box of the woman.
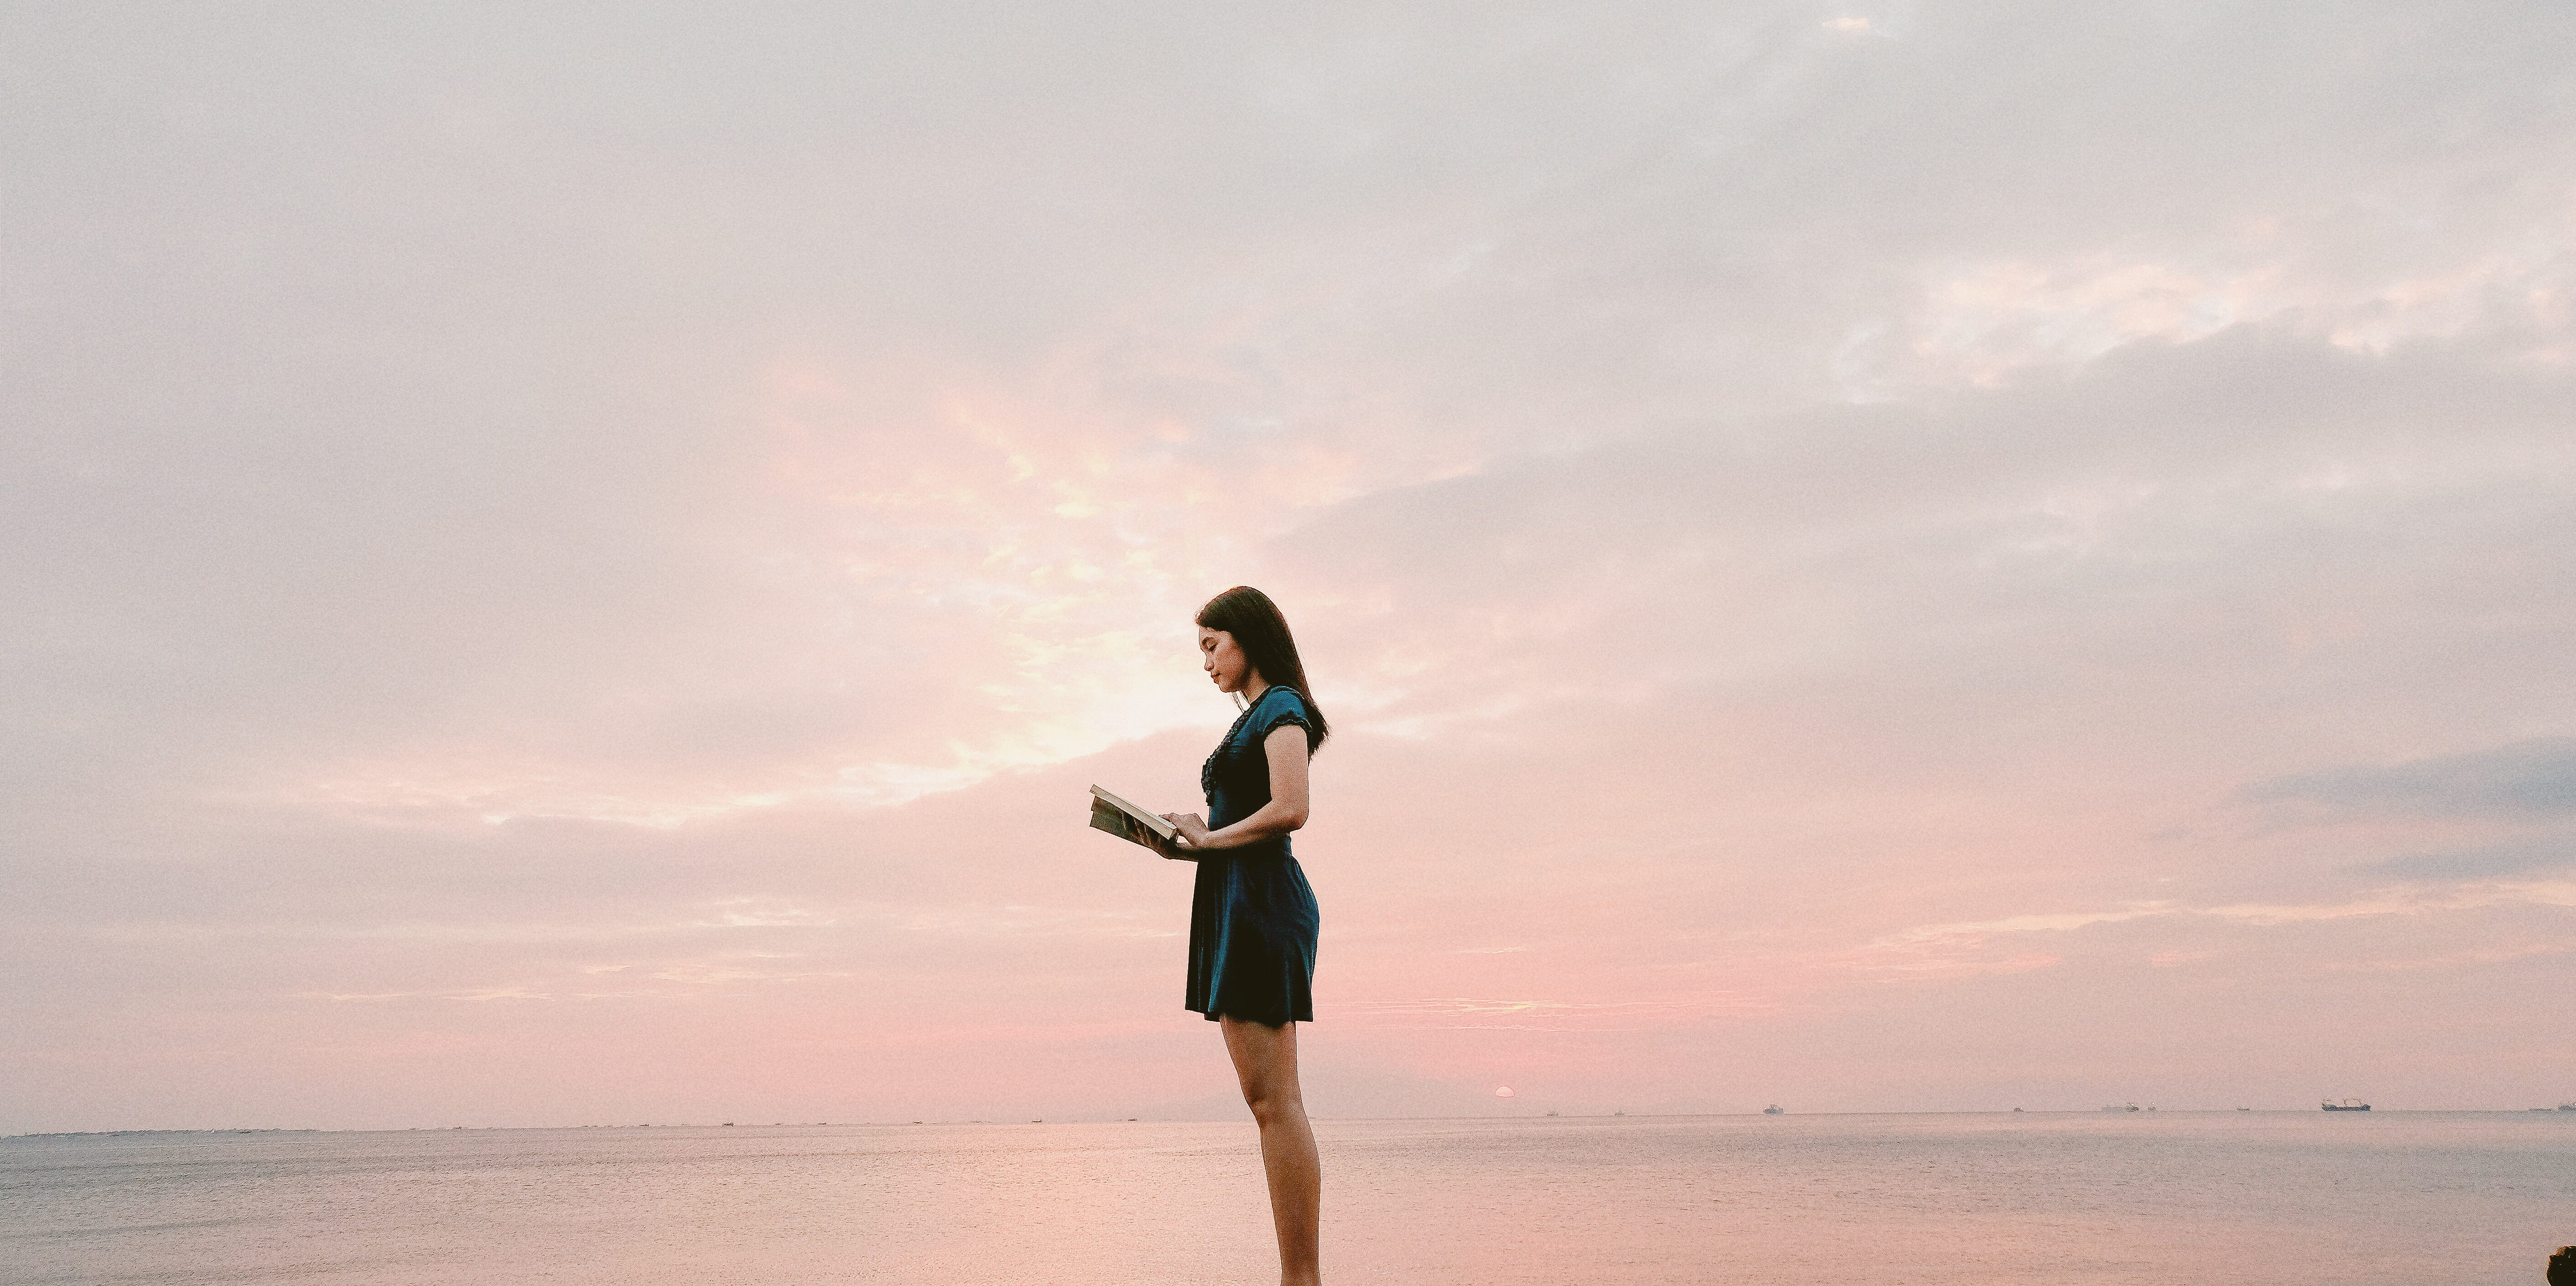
[1159,585,1328,1286]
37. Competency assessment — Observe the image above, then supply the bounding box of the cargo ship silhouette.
[2321,1098,2371,1111]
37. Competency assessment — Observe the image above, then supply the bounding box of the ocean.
[5,1111,2570,1285]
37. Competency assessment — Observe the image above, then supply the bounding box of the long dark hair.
[1196,585,1329,751]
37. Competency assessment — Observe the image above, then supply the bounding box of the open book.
[1089,784,1180,853]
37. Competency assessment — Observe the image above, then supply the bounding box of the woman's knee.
[1231,1055,1301,1124]
[1242,1084,1302,1127]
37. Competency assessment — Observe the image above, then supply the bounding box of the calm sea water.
[5,1112,2570,1285]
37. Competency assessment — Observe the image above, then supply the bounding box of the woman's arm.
[1165,726,1310,852]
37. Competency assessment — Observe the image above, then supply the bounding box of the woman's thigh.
[1219,1016,1302,1103]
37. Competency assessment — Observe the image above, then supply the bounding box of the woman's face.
[1199,626,1257,694]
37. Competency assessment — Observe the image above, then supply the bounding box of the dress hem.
[1188,1004,1311,1026]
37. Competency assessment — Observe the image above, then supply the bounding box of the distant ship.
[1763,1105,1784,1115]
[2102,1103,2139,1112]
[2562,1103,2575,1111]
[2321,1098,2371,1111]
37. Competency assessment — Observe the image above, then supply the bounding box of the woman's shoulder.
[1249,685,1316,734]
[1254,684,1312,713]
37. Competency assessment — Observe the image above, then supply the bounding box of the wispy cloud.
[1331,996,1760,1032]
[2241,738,2576,819]
[1856,881,2576,978]
[2350,838,2576,881]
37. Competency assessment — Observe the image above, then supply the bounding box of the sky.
[4,0,2574,1134]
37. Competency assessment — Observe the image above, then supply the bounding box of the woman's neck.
[1243,674,1270,705]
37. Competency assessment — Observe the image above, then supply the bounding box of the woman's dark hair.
[1196,586,1329,751]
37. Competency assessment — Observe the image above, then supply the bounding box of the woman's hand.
[1161,812,1215,851]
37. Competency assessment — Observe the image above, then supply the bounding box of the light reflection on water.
[5,1112,2571,1285]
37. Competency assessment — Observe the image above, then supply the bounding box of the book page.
[1088,785,1179,843]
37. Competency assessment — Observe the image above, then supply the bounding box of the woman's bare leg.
[1221,1016,1321,1286]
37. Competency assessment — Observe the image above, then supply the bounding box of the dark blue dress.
[1188,684,1321,1026]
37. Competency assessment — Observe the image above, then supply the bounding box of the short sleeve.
[1250,687,1318,751]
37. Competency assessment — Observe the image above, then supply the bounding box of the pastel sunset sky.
[6,1,2573,1133]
